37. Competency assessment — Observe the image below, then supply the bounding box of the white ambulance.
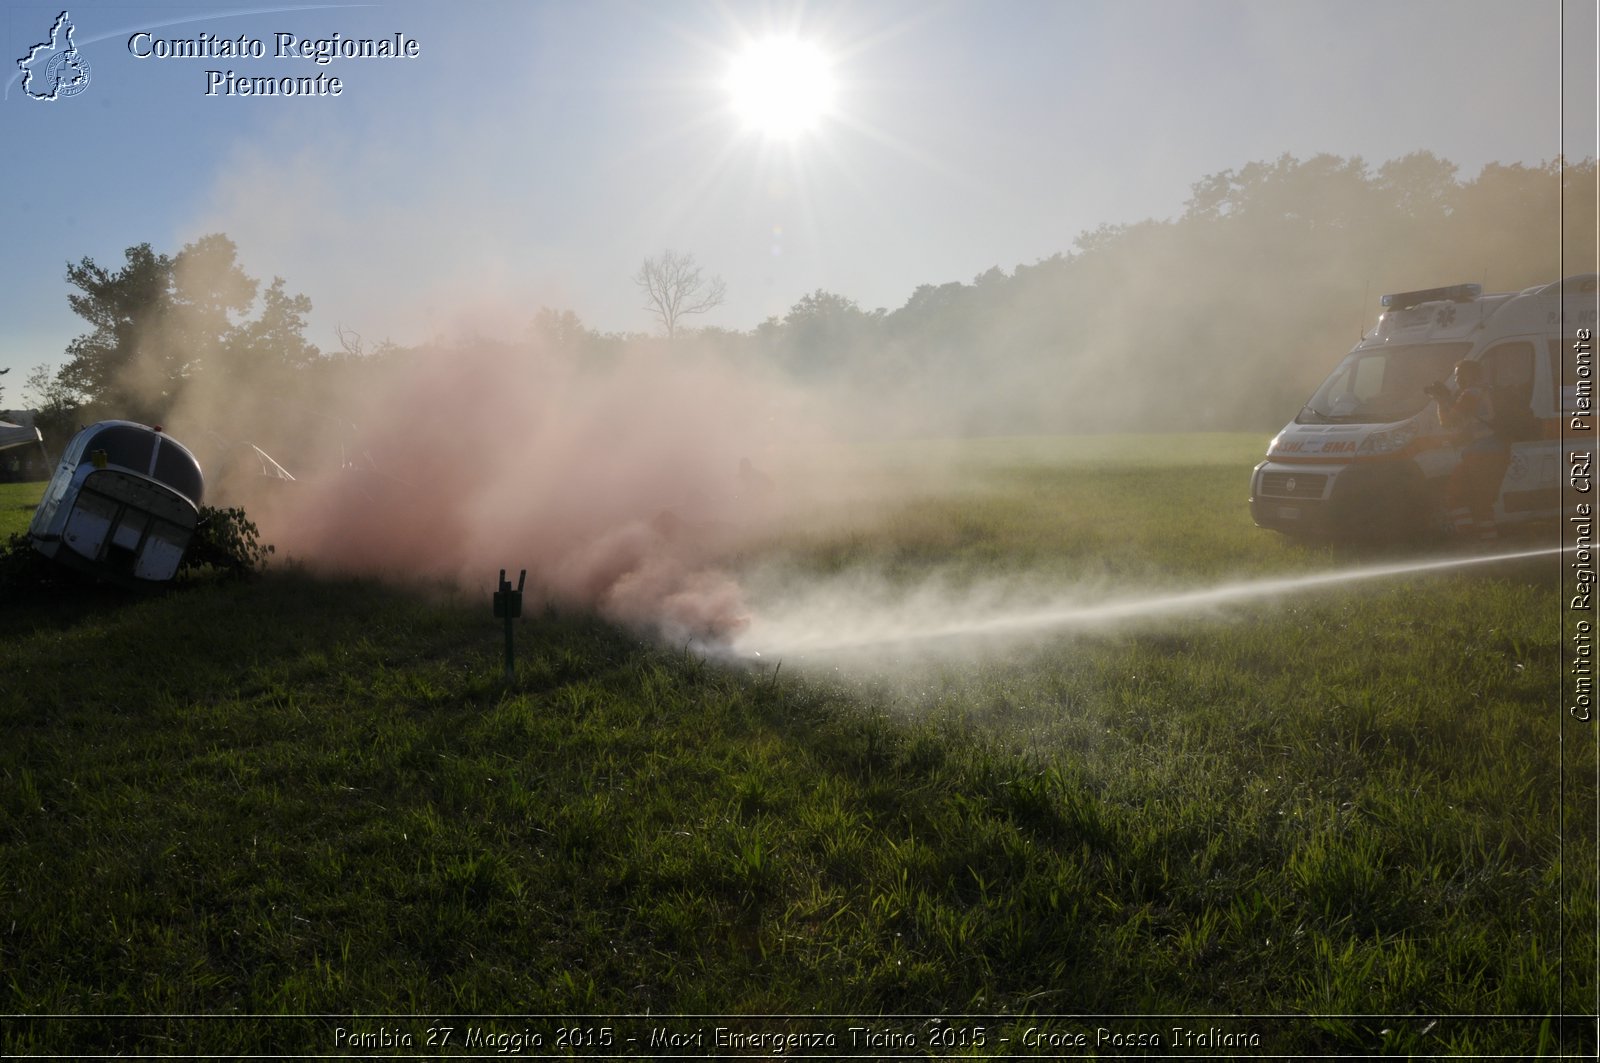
[1250,274,1596,540]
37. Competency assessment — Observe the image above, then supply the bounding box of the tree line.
[723,151,1595,432]
[23,151,1597,453]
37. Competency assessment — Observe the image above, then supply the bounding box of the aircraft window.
[85,426,155,474]
[153,440,204,502]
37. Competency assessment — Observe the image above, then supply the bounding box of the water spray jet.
[730,544,1568,662]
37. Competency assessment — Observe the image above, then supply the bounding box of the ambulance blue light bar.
[1380,283,1481,310]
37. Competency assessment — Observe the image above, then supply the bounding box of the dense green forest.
[22,151,1598,459]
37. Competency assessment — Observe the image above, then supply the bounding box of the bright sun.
[725,37,836,140]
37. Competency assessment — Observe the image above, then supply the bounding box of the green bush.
[180,505,274,579]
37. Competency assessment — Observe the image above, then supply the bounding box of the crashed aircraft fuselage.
[28,420,204,585]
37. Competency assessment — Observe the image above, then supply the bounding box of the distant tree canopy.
[743,151,1596,432]
[54,234,320,425]
[527,306,625,364]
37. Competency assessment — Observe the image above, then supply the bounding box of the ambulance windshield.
[1298,342,1470,424]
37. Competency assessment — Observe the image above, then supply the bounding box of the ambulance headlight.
[1357,421,1417,457]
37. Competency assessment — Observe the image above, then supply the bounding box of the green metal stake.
[493,568,526,683]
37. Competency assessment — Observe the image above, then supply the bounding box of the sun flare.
[725,37,836,140]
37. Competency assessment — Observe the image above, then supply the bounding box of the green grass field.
[0,480,43,539]
[1,436,1592,1057]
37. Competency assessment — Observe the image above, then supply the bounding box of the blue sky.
[1,0,1595,397]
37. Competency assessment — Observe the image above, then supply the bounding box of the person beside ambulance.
[1426,360,1509,543]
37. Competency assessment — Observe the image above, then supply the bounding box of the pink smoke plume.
[249,337,808,644]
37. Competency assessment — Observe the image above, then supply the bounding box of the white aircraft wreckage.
[28,420,205,586]
[25,417,386,586]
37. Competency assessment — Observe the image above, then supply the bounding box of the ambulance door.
[1480,339,1555,519]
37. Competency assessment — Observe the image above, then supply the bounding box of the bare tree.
[634,250,726,339]
[335,323,365,359]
